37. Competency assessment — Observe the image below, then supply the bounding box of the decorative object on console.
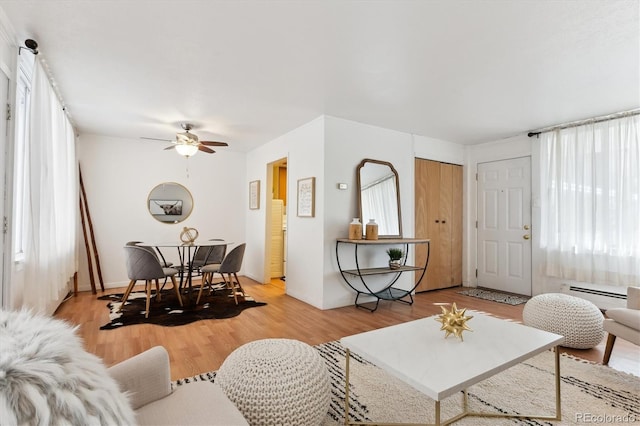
[386,247,404,269]
[0,309,135,425]
[436,303,473,341]
[365,219,378,240]
[180,226,199,244]
[348,218,362,240]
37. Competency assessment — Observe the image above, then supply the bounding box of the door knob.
[523,234,530,240]
[523,225,530,230]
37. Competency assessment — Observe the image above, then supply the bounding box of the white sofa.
[603,286,640,364]
[0,308,247,426]
[108,346,248,425]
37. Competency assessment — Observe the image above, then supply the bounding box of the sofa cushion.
[135,381,248,425]
[606,308,640,330]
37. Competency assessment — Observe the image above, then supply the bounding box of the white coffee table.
[340,311,565,425]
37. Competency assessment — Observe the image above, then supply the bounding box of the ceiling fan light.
[177,131,198,143]
[175,144,199,157]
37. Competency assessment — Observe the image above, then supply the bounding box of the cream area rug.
[175,341,639,425]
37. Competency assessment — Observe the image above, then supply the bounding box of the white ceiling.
[0,0,638,152]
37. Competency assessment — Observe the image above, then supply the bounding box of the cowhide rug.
[99,285,266,330]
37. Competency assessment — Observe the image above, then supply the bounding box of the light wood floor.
[54,277,639,380]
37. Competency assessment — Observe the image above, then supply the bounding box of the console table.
[336,238,430,312]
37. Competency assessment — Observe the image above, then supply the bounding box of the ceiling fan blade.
[141,136,174,142]
[164,145,175,150]
[198,146,215,154]
[200,141,228,147]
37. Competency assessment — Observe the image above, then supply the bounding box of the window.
[12,58,32,262]
[539,115,640,286]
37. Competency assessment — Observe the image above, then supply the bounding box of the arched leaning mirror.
[357,158,402,238]
[147,182,194,224]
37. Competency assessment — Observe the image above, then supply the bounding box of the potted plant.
[386,248,404,269]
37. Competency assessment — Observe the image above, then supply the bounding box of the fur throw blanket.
[0,309,135,425]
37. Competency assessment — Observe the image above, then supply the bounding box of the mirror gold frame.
[357,158,402,238]
[147,182,194,224]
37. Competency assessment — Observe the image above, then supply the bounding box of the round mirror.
[147,182,194,224]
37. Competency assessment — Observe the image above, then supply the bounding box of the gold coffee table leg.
[555,346,562,421]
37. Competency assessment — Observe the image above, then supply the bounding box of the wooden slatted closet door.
[451,164,463,286]
[415,159,441,291]
[415,159,463,292]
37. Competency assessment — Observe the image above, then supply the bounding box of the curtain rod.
[37,56,77,133]
[527,109,640,137]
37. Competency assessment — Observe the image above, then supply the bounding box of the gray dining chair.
[125,241,173,267]
[183,239,226,277]
[197,243,246,304]
[121,245,182,318]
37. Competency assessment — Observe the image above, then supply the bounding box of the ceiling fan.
[142,123,228,157]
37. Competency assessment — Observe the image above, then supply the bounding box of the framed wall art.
[249,180,260,210]
[297,177,315,217]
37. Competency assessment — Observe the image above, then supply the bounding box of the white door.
[477,157,532,295]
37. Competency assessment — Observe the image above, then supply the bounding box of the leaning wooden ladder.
[78,165,104,294]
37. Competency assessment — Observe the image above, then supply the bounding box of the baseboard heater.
[561,283,627,310]
[567,285,627,300]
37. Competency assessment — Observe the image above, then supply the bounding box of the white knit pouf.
[523,293,605,349]
[216,338,330,426]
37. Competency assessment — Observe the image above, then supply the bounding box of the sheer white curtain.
[361,175,399,235]
[22,60,78,313]
[539,115,640,286]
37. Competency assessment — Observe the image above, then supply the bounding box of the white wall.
[323,116,417,308]
[245,115,465,310]
[244,116,325,307]
[77,134,246,290]
[414,135,465,166]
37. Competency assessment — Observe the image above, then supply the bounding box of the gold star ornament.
[435,303,473,341]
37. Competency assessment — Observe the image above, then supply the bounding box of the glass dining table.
[142,240,231,302]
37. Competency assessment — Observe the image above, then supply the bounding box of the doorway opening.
[265,158,287,290]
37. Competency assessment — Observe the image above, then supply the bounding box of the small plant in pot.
[386,248,404,269]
